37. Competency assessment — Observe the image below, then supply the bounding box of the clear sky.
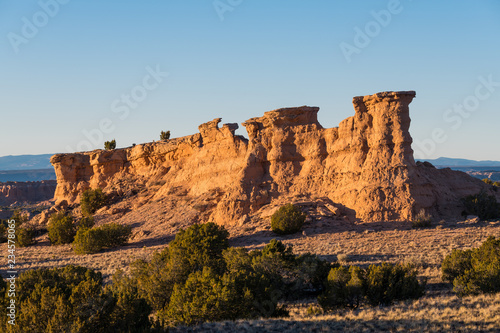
[1,0,499,161]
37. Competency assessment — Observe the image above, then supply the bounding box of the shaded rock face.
[0,180,56,206]
[51,91,496,224]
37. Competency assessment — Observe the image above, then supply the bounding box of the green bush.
[271,203,306,235]
[318,266,364,310]
[131,222,230,312]
[48,211,76,245]
[12,265,110,332]
[412,209,432,229]
[494,181,500,187]
[105,269,152,332]
[73,223,132,254]
[11,210,28,224]
[462,191,500,220]
[129,222,331,327]
[161,267,235,326]
[104,139,116,150]
[318,263,425,311]
[160,130,171,140]
[441,236,500,296]
[0,222,7,243]
[3,265,152,332]
[483,178,494,185]
[73,227,103,254]
[441,249,473,284]
[99,223,132,247]
[16,226,37,247]
[77,216,95,230]
[80,188,108,216]
[364,262,425,306]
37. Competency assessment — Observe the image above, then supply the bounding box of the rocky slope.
[50,91,497,225]
[0,180,56,206]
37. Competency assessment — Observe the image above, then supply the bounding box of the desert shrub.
[0,278,8,331]
[80,188,108,216]
[271,203,306,235]
[73,227,103,254]
[159,241,299,326]
[48,211,76,245]
[131,222,230,312]
[441,236,500,296]
[318,266,364,310]
[0,222,7,243]
[130,223,331,327]
[11,210,28,224]
[293,253,336,295]
[12,265,111,332]
[306,305,323,316]
[221,247,280,319]
[16,226,37,247]
[441,249,474,283]
[166,222,230,277]
[483,178,494,185]
[461,191,500,220]
[161,267,236,326]
[412,209,432,228]
[100,223,132,247]
[364,262,425,306]
[73,223,131,254]
[318,263,425,311]
[105,269,152,332]
[104,139,116,150]
[5,265,152,332]
[160,130,171,140]
[337,253,350,263]
[77,216,95,230]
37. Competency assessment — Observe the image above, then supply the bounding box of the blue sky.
[1,0,499,160]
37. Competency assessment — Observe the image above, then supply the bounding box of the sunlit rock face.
[51,91,496,224]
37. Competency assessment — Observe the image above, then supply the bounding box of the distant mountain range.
[0,154,54,170]
[418,157,500,167]
[0,154,499,182]
[417,157,500,182]
[0,154,56,182]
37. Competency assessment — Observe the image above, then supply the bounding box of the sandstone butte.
[50,91,498,225]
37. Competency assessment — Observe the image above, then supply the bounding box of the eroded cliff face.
[0,180,56,206]
[50,91,495,224]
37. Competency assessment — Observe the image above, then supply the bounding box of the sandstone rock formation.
[50,91,498,224]
[0,180,56,206]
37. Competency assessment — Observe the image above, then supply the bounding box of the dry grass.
[170,293,500,332]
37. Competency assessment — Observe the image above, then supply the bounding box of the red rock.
[50,91,498,224]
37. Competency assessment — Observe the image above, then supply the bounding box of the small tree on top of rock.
[271,203,306,235]
[160,130,171,141]
[104,139,116,150]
